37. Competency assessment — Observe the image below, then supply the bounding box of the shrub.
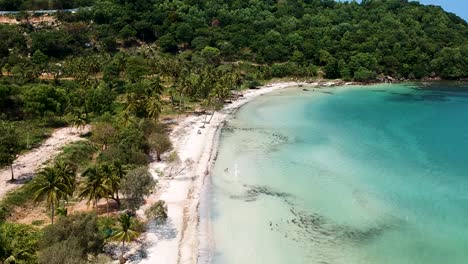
[38,213,104,261]
[0,223,39,264]
[55,141,96,169]
[148,132,172,161]
[246,80,261,89]
[121,167,156,211]
[31,220,45,226]
[38,239,87,264]
[145,200,168,223]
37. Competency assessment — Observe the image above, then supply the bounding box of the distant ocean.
[202,83,468,264]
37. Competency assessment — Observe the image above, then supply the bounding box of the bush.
[38,213,104,261]
[121,167,156,211]
[145,200,168,223]
[166,151,180,163]
[246,80,261,89]
[31,220,45,226]
[0,223,39,264]
[148,132,172,161]
[96,216,118,239]
[56,141,96,169]
[97,145,148,166]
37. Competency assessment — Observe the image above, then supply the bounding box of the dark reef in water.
[278,207,399,247]
[230,184,401,246]
[230,184,293,202]
[222,126,290,154]
[386,92,450,102]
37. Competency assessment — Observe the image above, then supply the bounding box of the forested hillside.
[1,0,467,80]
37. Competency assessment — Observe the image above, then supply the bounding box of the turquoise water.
[205,83,468,264]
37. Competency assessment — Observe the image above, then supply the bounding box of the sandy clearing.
[0,126,89,199]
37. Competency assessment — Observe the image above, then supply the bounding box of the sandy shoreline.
[133,82,310,264]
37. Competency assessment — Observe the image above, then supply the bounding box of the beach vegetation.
[0,122,20,181]
[33,165,73,224]
[149,132,172,162]
[145,200,168,223]
[112,212,139,263]
[0,222,39,264]
[37,212,104,264]
[120,166,156,211]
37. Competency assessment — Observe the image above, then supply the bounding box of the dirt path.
[0,126,89,200]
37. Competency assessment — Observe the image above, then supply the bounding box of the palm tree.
[54,160,77,206]
[34,167,70,224]
[110,161,124,209]
[79,165,110,213]
[149,76,164,95]
[100,163,121,215]
[122,92,140,117]
[113,213,139,263]
[72,111,88,131]
[145,95,162,120]
[87,55,102,82]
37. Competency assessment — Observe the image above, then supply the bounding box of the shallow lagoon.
[205,83,468,264]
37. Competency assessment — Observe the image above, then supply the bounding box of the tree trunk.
[106,197,109,216]
[10,164,14,181]
[120,240,125,264]
[114,192,121,209]
[203,112,208,126]
[208,107,216,123]
[170,94,175,108]
[156,151,161,162]
[51,203,55,224]
[95,198,99,213]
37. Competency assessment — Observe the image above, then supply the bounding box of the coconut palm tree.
[110,161,124,208]
[34,167,70,224]
[54,160,77,197]
[145,95,162,120]
[71,111,88,131]
[112,213,139,264]
[99,163,119,215]
[149,76,164,95]
[79,165,110,213]
[53,160,77,211]
[122,92,140,118]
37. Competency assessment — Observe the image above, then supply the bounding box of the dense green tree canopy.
[1,0,467,80]
[22,84,68,117]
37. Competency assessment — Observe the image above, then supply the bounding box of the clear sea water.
[204,83,468,264]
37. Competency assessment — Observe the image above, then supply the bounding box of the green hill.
[1,0,467,80]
